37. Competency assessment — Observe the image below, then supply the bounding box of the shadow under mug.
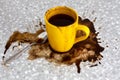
[44,6,90,52]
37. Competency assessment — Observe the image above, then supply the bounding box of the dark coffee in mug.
[48,14,75,26]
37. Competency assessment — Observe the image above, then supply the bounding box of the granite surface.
[0,0,120,80]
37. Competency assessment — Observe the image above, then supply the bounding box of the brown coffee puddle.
[3,16,104,73]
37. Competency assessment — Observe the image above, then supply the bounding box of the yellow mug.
[44,6,90,52]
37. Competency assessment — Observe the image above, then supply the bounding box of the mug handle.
[75,24,90,43]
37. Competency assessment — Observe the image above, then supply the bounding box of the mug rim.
[44,6,78,28]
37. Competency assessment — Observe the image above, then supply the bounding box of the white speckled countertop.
[0,0,120,80]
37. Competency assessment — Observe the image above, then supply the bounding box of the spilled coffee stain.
[3,16,104,73]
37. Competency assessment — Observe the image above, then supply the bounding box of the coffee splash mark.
[2,16,104,73]
[2,28,44,62]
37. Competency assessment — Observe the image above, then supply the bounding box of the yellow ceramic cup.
[44,6,90,52]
